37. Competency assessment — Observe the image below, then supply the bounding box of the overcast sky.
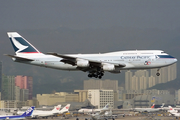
[0,0,180,30]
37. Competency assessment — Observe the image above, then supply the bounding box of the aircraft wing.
[4,54,34,62]
[46,52,126,68]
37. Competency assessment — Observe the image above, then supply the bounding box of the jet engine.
[102,64,115,71]
[76,59,89,67]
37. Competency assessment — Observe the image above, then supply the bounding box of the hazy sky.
[0,0,180,30]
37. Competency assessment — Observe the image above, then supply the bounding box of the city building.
[133,94,174,108]
[15,75,33,99]
[88,89,114,108]
[0,100,29,108]
[1,75,15,100]
[175,89,180,104]
[125,71,132,90]
[37,92,79,106]
[119,89,170,101]
[74,90,88,102]
[125,64,177,90]
[150,63,177,84]
[84,79,118,91]
[20,89,29,101]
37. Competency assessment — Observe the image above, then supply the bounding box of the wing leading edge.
[46,52,126,68]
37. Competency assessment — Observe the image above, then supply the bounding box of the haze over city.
[0,0,180,95]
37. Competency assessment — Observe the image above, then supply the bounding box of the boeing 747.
[5,32,177,78]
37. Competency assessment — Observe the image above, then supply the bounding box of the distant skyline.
[0,1,180,94]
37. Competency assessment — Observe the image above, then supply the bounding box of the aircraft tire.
[156,73,160,76]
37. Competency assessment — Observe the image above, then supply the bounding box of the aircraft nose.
[174,58,178,62]
[173,58,178,64]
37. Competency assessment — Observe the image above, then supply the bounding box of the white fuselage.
[14,50,177,72]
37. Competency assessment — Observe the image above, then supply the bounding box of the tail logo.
[8,33,39,53]
[106,105,109,108]
[11,36,29,53]
[56,107,60,110]
[26,107,33,115]
[66,106,69,109]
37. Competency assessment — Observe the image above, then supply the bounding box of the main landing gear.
[88,71,104,79]
[156,69,160,76]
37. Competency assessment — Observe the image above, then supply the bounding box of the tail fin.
[60,104,70,113]
[21,106,35,117]
[161,103,165,108]
[151,104,155,108]
[102,103,110,110]
[52,105,61,112]
[7,32,40,54]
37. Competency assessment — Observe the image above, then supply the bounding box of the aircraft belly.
[45,61,77,70]
[30,61,77,70]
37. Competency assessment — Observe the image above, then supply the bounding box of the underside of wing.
[4,54,34,62]
[46,52,126,69]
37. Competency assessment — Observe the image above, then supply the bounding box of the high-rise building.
[84,79,118,91]
[20,89,29,101]
[125,71,132,90]
[125,64,177,90]
[15,76,33,99]
[1,75,15,100]
[150,63,177,84]
[148,76,156,88]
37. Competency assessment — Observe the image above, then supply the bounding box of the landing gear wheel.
[88,70,104,79]
[88,74,92,78]
[156,73,160,76]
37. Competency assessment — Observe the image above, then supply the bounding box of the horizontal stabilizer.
[4,54,34,61]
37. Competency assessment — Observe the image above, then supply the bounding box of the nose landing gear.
[156,69,160,76]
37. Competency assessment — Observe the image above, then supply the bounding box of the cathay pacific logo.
[11,35,28,53]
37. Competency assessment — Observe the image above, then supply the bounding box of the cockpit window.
[161,52,167,54]
[157,55,175,58]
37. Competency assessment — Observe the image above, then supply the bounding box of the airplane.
[103,109,125,120]
[17,105,61,119]
[168,106,180,119]
[0,106,34,119]
[168,106,178,114]
[5,32,177,79]
[133,104,162,113]
[78,103,110,113]
[82,107,122,120]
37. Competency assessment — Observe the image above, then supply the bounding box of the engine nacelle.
[102,64,115,71]
[76,59,89,67]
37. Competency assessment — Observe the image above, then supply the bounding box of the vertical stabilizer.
[52,105,61,112]
[21,106,35,117]
[7,32,40,54]
[60,104,70,113]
